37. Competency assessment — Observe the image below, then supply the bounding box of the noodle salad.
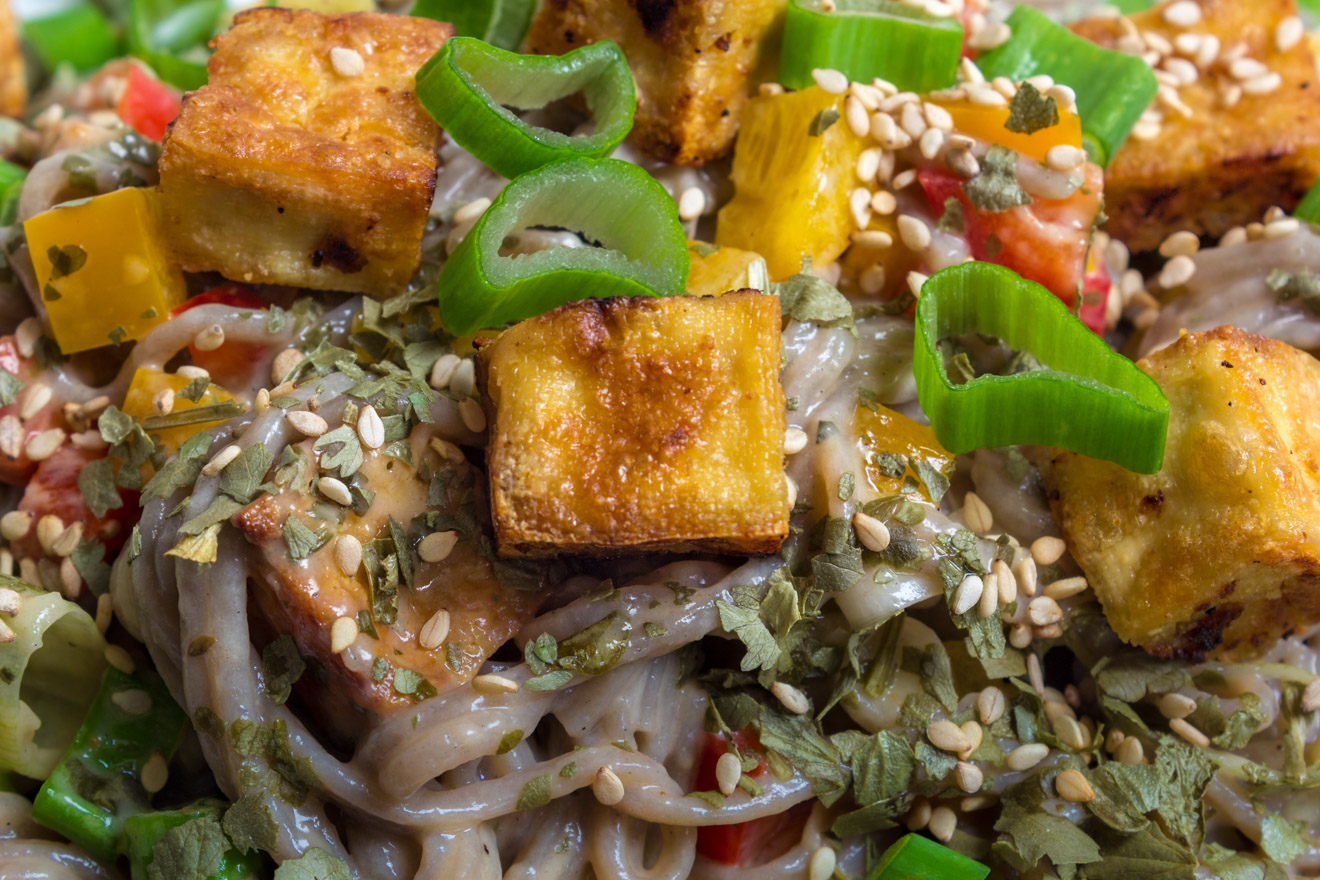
[2,0,1320,878]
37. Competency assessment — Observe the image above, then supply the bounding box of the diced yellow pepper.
[717,87,867,282]
[24,188,185,355]
[686,241,768,296]
[121,369,236,458]
[857,404,954,502]
[934,102,1083,165]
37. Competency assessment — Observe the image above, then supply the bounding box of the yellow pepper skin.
[686,242,768,296]
[857,404,954,502]
[24,188,185,354]
[121,369,235,458]
[934,102,1083,164]
[717,87,866,282]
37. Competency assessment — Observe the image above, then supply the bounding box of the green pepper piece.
[778,0,963,95]
[914,262,1169,474]
[868,834,990,880]
[31,665,188,864]
[122,801,265,880]
[975,6,1158,167]
[416,36,636,181]
[0,159,26,227]
[412,0,536,52]
[435,157,688,336]
[21,2,121,73]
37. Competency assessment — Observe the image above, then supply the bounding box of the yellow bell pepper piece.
[933,101,1083,165]
[717,87,866,282]
[686,242,768,296]
[121,369,236,458]
[858,403,954,502]
[24,188,185,355]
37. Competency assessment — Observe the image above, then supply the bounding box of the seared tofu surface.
[0,0,23,119]
[1039,326,1320,661]
[1072,0,1320,252]
[528,0,786,166]
[157,9,450,297]
[478,292,789,557]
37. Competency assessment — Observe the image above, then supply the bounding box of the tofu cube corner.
[157,9,451,297]
[477,292,790,557]
[1039,326,1320,661]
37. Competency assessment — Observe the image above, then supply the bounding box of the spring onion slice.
[0,159,25,227]
[127,0,224,91]
[0,579,107,783]
[417,37,636,181]
[21,2,121,73]
[413,0,536,51]
[914,262,1169,474]
[436,157,688,336]
[976,6,1157,167]
[779,0,963,94]
[32,665,187,863]
[1295,176,1320,226]
[868,834,991,880]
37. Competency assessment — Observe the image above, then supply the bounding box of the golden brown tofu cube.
[157,9,450,297]
[0,0,24,119]
[528,0,786,166]
[1072,0,1320,253]
[478,292,789,557]
[1039,326,1320,661]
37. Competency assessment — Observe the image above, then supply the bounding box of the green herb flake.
[78,456,123,519]
[47,244,87,280]
[1268,268,1320,315]
[272,847,352,880]
[964,145,1032,214]
[147,812,229,880]
[936,197,965,235]
[808,107,840,136]
[516,774,554,811]
[1005,81,1059,135]
[644,622,667,638]
[837,471,855,501]
[0,368,22,406]
[223,791,278,855]
[445,642,464,672]
[770,261,857,336]
[559,762,577,779]
[261,634,306,705]
[282,515,331,560]
[497,729,524,755]
[716,585,780,672]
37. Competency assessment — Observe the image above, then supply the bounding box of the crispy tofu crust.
[0,0,24,119]
[1072,0,1320,252]
[528,0,786,166]
[1039,327,1320,661]
[478,292,789,557]
[157,9,450,297]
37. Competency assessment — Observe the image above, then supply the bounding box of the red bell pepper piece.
[115,64,182,141]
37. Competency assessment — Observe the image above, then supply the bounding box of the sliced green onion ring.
[436,157,688,336]
[914,262,1169,474]
[1295,175,1320,226]
[0,159,26,227]
[976,6,1157,167]
[412,0,536,52]
[779,0,963,95]
[417,36,635,181]
[127,0,224,91]
[868,834,991,880]
[21,1,121,73]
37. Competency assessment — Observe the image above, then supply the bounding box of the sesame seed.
[966,82,1007,107]
[978,574,999,618]
[869,111,899,147]
[859,263,887,295]
[1159,692,1197,720]
[844,95,871,138]
[330,46,365,77]
[318,476,353,506]
[870,190,897,216]
[808,846,836,880]
[893,169,918,190]
[946,147,980,179]
[872,77,898,96]
[15,318,40,359]
[897,215,932,251]
[1131,119,1162,141]
[1228,57,1269,81]
[25,428,65,463]
[786,476,798,510]
[928,805,957,842]
[1006,742,1049,771]
[334,535,362,575]
[919,127,945,160]
[19,383,51,422]
[472,673,519,695]
[954,761,983,793]
[1027,652,1045,696]
[330,616,358,653]
[1277,16,1304,53]
[1162,56,1198,86]
[1106,729,1126,753]
[811,67,849,94]
[1265,217,1301,239]
[357,404,385,450]
[36,514,63,555]
[201,444,241,478]
[1030,536,1065,566]
[1056,769,1095,803]
[0,511,31,541]
[924,101,954,131]
[851,231,894,252]
[105,644,136,674]
[715,752,742,797]
[959,720,983,759]
[1046,83,1077,113]
[784,427,809,455]
[430,353,462,390]
[0,587,19,617]
[856,148,882,183]
[141,752,168,794]
[906,271,928,299]
[111,689,152,715]
[772,680,811,715]
[429,437,465,463]
[459,398,487,433]
[958,56,985,84]
[905,797,932,830]
[992,559,1016,603]
[978,687,1006,725]
[899,101,927,139]
[1045,144,1086,173]
[1116,736,1145,764]
[852,512,890,552]
[758,82,784,97]
[1302,678,1320,712]
[1027,596,1064,627]
[0,619,12,644]
[419,530,459,564]
[1162,1,1201,27]
[286,410,329,438]
[1159,254,1196,288]
[593,766,625,805]
[1044,576,1089,600]
[849,188,873,230]
[51,521,83,558]
[952,574,984,616]
[677,187,706,221]
[419,609,451,650]
[1159,230,1200,258]
[850,82,881,110]
[1169,717,1210,748]
[1241,72,1282,95]
[927,719,971,753]
[962,491,993,533]
[193,324,225,352]
[453,197,491,226]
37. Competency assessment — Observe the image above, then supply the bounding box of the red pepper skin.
[693,731,810,866]
[10,444,139,561]
[168,283,269,389]
[115,65,182,141]
[919,164,1107,333]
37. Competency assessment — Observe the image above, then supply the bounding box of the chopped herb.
[261,635,306,705]
[644,622,667,638]
[371,657,389,683]
[808,107,840,136]
[837,471,855,501]
[964,146,1032,213]
[47,243,87,279]
[147,811,228,880]
[497,729,524,755]
[1005,82,1059,134]
[559,762,577,778]
[936,197,965,235]
[665,581,696,605]
[873,451,906,478]
[1268,268,1320,315]
[272,847,352,880]
[516,774,554,811]
[770,260,857,336]
[816,420,838,443]
[78,456,123,519]
[0,368,22,406]
[785,397,800,411]
[445,642,463,671]
[282,516,331,560]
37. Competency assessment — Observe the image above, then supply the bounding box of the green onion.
[413,0,536,51]
[436,157,688,335]
[31,665,187,863]
[127,0,224,91]
[122,802,265,880]
[778,0,963,94]
[975,5,1158,166]
[416,36,635,181]
[914,262,1169,474]
[1294,176,1320,226]
[21,1,121,72]
[0,159,26,227]
[868,834,990,880]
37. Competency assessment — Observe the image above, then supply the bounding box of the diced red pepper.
[919,164,1108,333]
[10,444,139,562]
[0,335,63,487]
[169,283,270,389]
[115,64,182,142]
[694,731,810,866]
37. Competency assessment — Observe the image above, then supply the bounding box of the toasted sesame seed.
[871,190,898,215]
[1027,652,1045,696]
[25,428,64,463]
[784,427,809,455]
[905,797,932,831]
[1044,698,1076,727]
[459,398,487,433]
[1035,623,1063,640]
[593,766,625,805]
[952,574,984,616]
[453,197,492,226]
[1158,230,1200,258]
[1242,72,1283,95]
[927,719,971,753]
[472,673,519,696]
[1228,57,1269,80]
[978,686,1006,725]
[786,476,798,510]
[851,230,894,252]
[897,215,932,251]
[859,263,887,295]
[990,560,1015,604]
[849,188,873,230]
[331,538,362,580]
[201,444,241,478]
[928,805,957,842]
[0,619,13,644]
[852,512,890,552]
[811,67,849,94]
[0,511,31,542]
[0,587,19,618]
[15,318,39,359]
[1044,576,1089,600]
[35,515,64,555]
[330,45,365,77]
[772,680,811,715]
[906,270,929,299]
[1162,1,1201,27]
[1303,678,1320,712]
[430,353,462,390]
[715,751,742,797]
[429,437,465,464]
[330,616,358,654]
[1116,736,1145,765]
[419,530,459,565]
[844,95,871,138]
[808,846,836,880]
[1265,217,1301,239]
[677,187,706,221]
[893,168,918,190]
[962,491,993,534]
[1105,728,1126,753]
[1056,769,1095,803]
[1159,692,1197,720]
[356,404,385,451]
[978,574,1000,618]
[286,410,329,438]
[954,761,983,793]
[1030,536,1065,566]
[959,720,983,758]
[19,383,52,422]
[1056,715,1089,750]
[918,127,945,160]
[1158,254,1196,288]
[141,752,168,794]
[193,324,225,352]
[112,688,152,714]
[51,521,83,558]
[1169,717,1210,748]
[1277,15,1304,53]
[419,609,451,650]
[1006,742,1049,771]
[318,476,353,507]
[105,644,135,674]
[1044,144,1086,174]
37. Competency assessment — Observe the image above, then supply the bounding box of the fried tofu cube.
[527,0,786,166]
[478,292,789,557]
[0,0,23,119]
[1072,0,1320,252]
[157,9,450,297]
[1038,327,1320,661]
